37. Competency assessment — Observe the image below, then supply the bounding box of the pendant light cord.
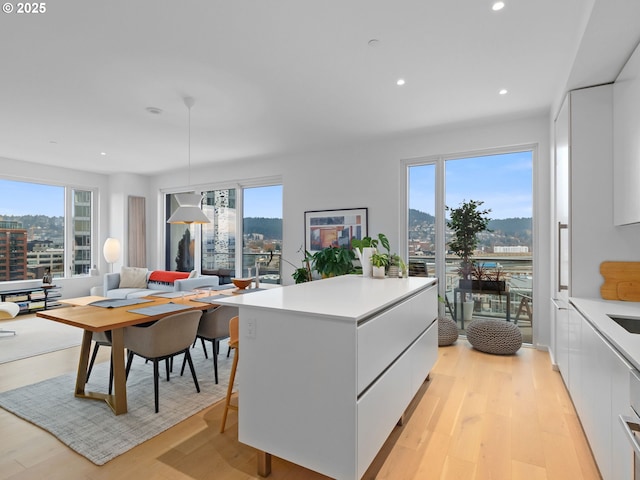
[184,96,195,187]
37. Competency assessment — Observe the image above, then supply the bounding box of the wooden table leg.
[74,330,93,396]
[109,328,128,415]
[257,450,272,477]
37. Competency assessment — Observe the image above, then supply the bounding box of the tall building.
[0,221,28,281]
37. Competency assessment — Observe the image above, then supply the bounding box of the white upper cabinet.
[614,41,640,225]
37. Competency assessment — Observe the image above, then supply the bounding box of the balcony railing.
[408,254,533,343]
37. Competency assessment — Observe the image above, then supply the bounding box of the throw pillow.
[119,266,148,289]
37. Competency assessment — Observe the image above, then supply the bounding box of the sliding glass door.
[407,149,534,342]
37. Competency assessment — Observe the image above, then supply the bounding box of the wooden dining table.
[36,293,215,415]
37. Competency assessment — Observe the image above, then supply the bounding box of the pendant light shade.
[166,193,210,224]
[167,96,210,224]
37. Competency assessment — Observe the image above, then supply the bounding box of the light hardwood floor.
[0,335,601,480]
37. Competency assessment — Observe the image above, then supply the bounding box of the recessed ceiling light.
[397,78,406,86]
[499,89,508,95]
[100,152,107,156]
[492,1,505,11]
[146,106,163,115]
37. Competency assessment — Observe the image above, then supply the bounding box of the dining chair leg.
[213,340,219,384]
[220,346,238,433]
[125,351,135,378]
[153,359,160,413]
[86,343,100,383]
[184,349,200,393]
[108,357,114,395]
[200,337,208,359]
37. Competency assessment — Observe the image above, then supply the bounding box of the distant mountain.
[409,208,435,225]
[488,217,532,236]
[243,217,282,239]
[410,209,531,232]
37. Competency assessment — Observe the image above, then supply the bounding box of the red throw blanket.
[148,270,190,284]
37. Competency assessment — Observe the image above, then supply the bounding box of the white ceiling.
[0,0,638,176]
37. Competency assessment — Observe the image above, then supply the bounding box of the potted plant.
[292,250,313,283]
[388,254,406,278]
[446,199,491,283]
[447,199,491,322]
[351,237,375,277]
[312,246,356,278]
[370,252,389,278]
[282,248,314,283]
[352,233,390,277]
[470,262,506,293]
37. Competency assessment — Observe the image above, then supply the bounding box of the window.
[0,179,95,282]
[164,182,283,284]
[243,185,283,283]
[165,193,197,272]
[201,188,237,273]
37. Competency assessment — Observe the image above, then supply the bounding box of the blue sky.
[409,151,533,219]
[0,179,64,216]
[0,181,284,218]
[1,154,530,220]
[243,185,283,218]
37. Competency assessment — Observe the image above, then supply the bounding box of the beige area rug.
[0,341,232,465]
[0,314,83,364]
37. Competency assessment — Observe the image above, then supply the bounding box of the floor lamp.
[103,238,121,273]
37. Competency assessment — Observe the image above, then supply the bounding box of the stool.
[438,317,458,346]
[466,319,522,355]
[220,315,239,433]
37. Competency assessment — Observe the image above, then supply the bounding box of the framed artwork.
[304,208,368,253]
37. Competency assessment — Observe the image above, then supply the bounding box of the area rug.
[0,315,82,364]
[0,342,232,465]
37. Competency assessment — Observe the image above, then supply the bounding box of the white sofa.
[104,268,219,299]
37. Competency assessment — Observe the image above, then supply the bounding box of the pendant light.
[167,96,211,224]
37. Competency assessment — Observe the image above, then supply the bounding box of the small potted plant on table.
[370,251,389,278]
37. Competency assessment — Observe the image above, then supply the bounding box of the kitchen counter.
[214,275,437,321]
[570,296,640,371]
[214,275,439,479]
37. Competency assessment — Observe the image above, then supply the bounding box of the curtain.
[128,196,146,267]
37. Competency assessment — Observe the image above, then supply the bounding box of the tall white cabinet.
[552,83,640,480]
[553,85,613,383]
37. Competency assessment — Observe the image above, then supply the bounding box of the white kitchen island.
[214,275,438,479]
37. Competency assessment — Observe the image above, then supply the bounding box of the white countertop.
[570,296,640,371]
[213,275,437,322]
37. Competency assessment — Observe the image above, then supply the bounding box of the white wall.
[151,113,552,348]
[105,172,151,272]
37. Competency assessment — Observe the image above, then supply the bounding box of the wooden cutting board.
[600,261,640,301]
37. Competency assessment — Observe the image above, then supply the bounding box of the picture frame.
[304,208,368,253]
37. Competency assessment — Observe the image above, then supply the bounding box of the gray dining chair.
[185,306,238,384]
[123,310,202,413]
[85,330,113,393]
